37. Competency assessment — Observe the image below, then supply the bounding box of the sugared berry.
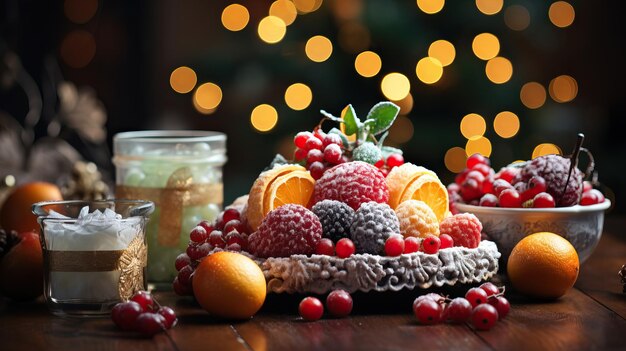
[439,213,482,248]
[403,237,420,253]
[197,220,214,235]
[439,234,454,249]
[335,238,355,258]
[295,148,307,161]
[492,179,513,197]
[111,301,143,331]
[583,181,593,193]
[309,161,326,180]
[209,230,225,248]
[299,297,324,321]
[455,169,470,186]
[322,133,343,148]
[315,238,335,256]
[175,253,191,271]
[444,297,472,324]
[495,167,519,183]
[224,219,245,235]
[222,208,241,224]
[157,307,178,329]
[465,287,488,308]
[521,175,547,202]
[374,159,385,168]
[187,242,212,260]
[307,149,325,164]
[421,235,441,254]
[413,298,443,325]
[225,231,245,247]
[479,194,498,207]
[294,132,314,149]
[136,313,166,336]
[189,226,208,243]
[386,154,404,168]
[323,144,343,164]
[467,154,490,169]
[472,163,493,178]
[313,128,325,141]
[304,137,323,151]
[471,304,499,330]
[131,291,155,312]
[460,177,483,202]
[488,296,510,320]
[173,277,192,296]
[479,282,500,297]
[532,192,556,208]
[499,188,522,208]
[384,235,405,256]
[580,189,605,206]
[177,265,194,286]
[326,290,353,318]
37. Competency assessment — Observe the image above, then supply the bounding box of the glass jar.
[33,199,154,317]
[112,131,226,285]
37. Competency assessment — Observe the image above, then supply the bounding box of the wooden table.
[2,217,625,351]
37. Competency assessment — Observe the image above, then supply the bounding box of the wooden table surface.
[1,217,625,351]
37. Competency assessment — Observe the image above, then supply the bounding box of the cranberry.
[499,188,522,208]
[479,282,500,297]
[326,290,353,317]
[294,132,314,149]
[136,313,166,336]
[374,159,385,168]
[157,307,178,329]
[533,192,556,208]
[189,226,208,243]
[466,153,490,169]
[461,178,483,202]
[521,176,547,202]
[225,231,245,247]
[175,253,191,271]
[315,238,335,256]
[208,230,225,248]
[413,298,443,325]
[403,237,420,253]
[197,220,215,235]
[299,297,324,321]
[455,169,470,185]
[222,208,241,224]
[492,179,513,197]
[444,297,472,323]
[495,167,518,183]
[479,193,498,207]
[386,154,404,168]
[580,189,605,206]
[323,144,343,164]
[335,238,355,258]
[308,161,326,180]
[307,149,325,164]
[472,163,493,178]
[130,291,154,312]
[384,235,405,256]
[465,287,488,308]
[304,137,323,151]
[422,235,441,254]
[322,133,343,148]
[488,296,510,320]
[177,265,194,286]
[224,220,246,235]
[111,301,143,331]
[173,277,192,296]
[471,304,499,330]
[482,176,494,195]
[313,128,326,141]
[439,234,454,249]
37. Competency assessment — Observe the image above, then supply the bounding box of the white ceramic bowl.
[455,200,611,263]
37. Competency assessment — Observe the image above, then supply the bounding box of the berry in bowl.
[449,146,611,263]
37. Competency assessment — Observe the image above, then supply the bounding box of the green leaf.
[366,102,400,135]
[381,146,403,158]
[328,128,349,147]
[342,104,361,136]
[319,110,343,123]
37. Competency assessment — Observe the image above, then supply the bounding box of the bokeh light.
[381,73,411,101]
[394,93,414,115]
[293,0,323,14]
[417,0,445,14]
[330,0,362,20]
[194,83,223,110]
[416,57,444,84]
[193,98,217,115]
[493,111,520,138]
[520,82,547,109]
[504,5,530,31]
[445,147,467,173]
[472,33,500,60]
[60,30,96,68]
[251,104,279,132]
[475,0,503,15]
[258,16,287,44]
[170,67,197,94]
[532,143,562,159]
[388,115,415,144]
[338,22,370,53]
[428,40,456,67]
[460,113,486,140]
[284,83,313,110]
[354,51,382,78]
[64,0,98,24]
[269,0,297,26]
[305,35,333,62]
[549,75,578,103]
[221,4,250,32]
[549,1,575,28]
[465,136,492,157]
[485,57,513,84]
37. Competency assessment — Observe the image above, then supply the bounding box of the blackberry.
[514,154,583,206]
[350,202,400,255]
[0,229,20,260]
[311,200,355,242]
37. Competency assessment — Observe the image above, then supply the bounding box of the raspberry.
[313,161,389,211]
[513,154,583,206]
[311,200,355,242]
[350,202,401,254]
[248,204,322,258]
[439,213,482,248]
[352,142,382,165]
[394,200,439,238]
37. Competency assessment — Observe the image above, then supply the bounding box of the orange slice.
[246,164,306,231]
[263,170,315,214]
[386,163,437,209]
[399,174,449,222]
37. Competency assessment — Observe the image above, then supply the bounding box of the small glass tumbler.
[32,199,154,317]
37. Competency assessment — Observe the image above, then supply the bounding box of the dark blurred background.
[0,0,623,210]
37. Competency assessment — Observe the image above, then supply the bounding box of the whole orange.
[193,251,266,319]
[507,232,579,299]
[0,182,63,233]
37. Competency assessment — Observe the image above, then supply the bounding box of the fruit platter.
[172,102,502,296]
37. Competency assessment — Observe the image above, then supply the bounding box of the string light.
[170,66,197,94]
[444,147,467,173]
[428,40,456,67]
[475,0,503,15]
[258,16,287,44]
[549,1,575,28]
[193,97,216,115]
[221,4,250,32]
[549,75,578,103]
[305,35,333,62]
[194,83,223,110]
[416,57,444,84]
[520,82,547,109]
[381,73,411,101]
[269,0,297,26]
[472,33,500,60]
[485,57,513,84]
[417,0,445,14]
[465,136,492,157]
[504,5,530,31]
[285,83,313,110]
[354,51,382,78]
[293,0,322,14]
[532,143,561,159]
[493,111,520,138]
[460,113,486,140]
[251,104,279,132]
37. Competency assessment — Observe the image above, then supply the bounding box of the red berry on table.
[414,293,444,305]
[308,161,326,180]
[413,298,443,325]
[467,153,490,169]
[157,306,178,329]
[479,194,498,207]
[465,287,489,308]
[488,296,510,320]
[323,144,343,164]
[322,133,343,148]
[385,235,405,256]
[439,234,454,249]
[294,148,307,161]
[499,188,522,208]
[197,220,215,235]
[307,149,325,164]
[131,291,155,312]
[471,304,499,330]
[421,235,441,254]
[326,289,353,318]
[335,238,355,258]
[532,192,556,208]
[315,238,335,256]
[136,312,166,336]
[189,226,208,243]
[177,265,194,286]
[175,253,191,271]
[403,237,420,253]
[304,137,323,151]
[444,297,473,324]
[299,297,324,321]
[580,189,605,206]
[386,154,404,168]
[479,282,500,297]
[208,230,225,248]
[111,301,143,331]
[294,132,314,149]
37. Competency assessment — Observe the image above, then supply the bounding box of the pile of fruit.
[448,153,606,209]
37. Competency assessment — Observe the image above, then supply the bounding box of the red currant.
[197,220,214,235]
[492,179,513,197]
[315,238,335,256]
[299,297,324,321]
[488,296,510,320]
[495,167,518,183]
[177,265,194,286]
[521,176,547,202]
[304,137,323,151]
[439,234,454,249]
[403,237,420,253]
[479,194,498,207]
[111,301,143,331]
[384,235,405,256]
[465,287,488,308]
[479,282,500,297]
[413,298,443,325]
[224,220,245,235]
[323,144,343,164]
[499,188,522,208]
[386,154,404,168]
[413,293,444,305]
[294,132,313,149]
[533,192,556,208]
[335,238,355,258]
[135,313,166,336]
[175,253,191,271]
[222,208,241,224]
[157,306,178,328]
[374,159,385,168]
[313,128,325,141]
[472,163,493,178]
[294,148,307,161]
[444,297,472,324]
[455,169,470,185]
[471,304,499,330]
[208,230,225,248]
[225,231,245,247]
[130,291,154,312]
[308,161,326,180]
[307,149,324,164]
[326,290,353,317]
[322,133,343,148]
[460,178,483,202]
[421,235,441,254]
[482,177,494,195]
[580,189,605,206]
[466,153,490,169]
[189,226,208,243]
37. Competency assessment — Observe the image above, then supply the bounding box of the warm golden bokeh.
[269,0,297,26]
[417,0,445,14]
[444,147,467,173]
[520,82,547,109]
[475,0,503,15]
[284,83,313,110]
[493,111,520,138]
[251,104,279,132]
[258,16,287,44]
[354,51,382,77]
[388,115,415,144]
[532,143,562,159]
[428,40,456,67]
[394,93,414,115]
[338,22,371,53]
[64,0,98,24]
[465,136,492,157]
[472,33,500,60]
[381,73,411,101]
[485,57,513,84]
[549,1,575,28]
[170,66,197,94]
[460,113,486,140]
[60,30,96,68]
[305,35,333,62]
[293,0,323,14]
[221,4,250,32]
[416,57,444,84]
[194,83,223,110]
[504,5,530,31]
[549,75,578,103]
